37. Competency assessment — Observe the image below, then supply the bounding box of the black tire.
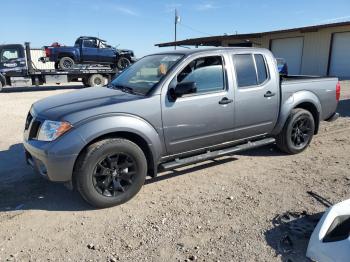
[82,78,90,88]
[116,57,131,70]
[276,108,315,154]
[59,57,75,70]
[88,74,105,87]
[75,138,147,208]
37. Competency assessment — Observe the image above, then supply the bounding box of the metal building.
[156,21,350,79]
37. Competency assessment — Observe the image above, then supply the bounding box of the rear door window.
[254,54,268,84]
[233,54,257,88]
[233,54,269,88]
[83,39,97,48]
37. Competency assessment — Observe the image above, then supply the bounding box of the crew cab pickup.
[41,36,136,70]
[23,48,340,208]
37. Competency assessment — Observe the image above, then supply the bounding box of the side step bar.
[160,137,275,171]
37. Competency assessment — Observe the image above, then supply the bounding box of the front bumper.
[23,139,78,182]
[23,127,86,182]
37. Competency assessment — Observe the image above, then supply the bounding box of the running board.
[160,137,275,171]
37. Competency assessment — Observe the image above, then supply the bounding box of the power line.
[178,23,213,37]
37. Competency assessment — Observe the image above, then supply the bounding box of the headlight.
[37,120,72,141]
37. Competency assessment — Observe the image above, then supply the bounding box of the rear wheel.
[88,74,105,87]
[59,57,75,70]
[276,108,315,154]
[75,138,147,208]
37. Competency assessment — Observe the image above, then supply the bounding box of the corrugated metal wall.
[29,49,55,70]
[222,25,350,77]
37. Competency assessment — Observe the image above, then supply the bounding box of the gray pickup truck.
[23,48,340,208]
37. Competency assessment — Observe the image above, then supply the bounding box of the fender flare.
[272,91,322,135]
[57,52,77,62]
[71,114,164,174]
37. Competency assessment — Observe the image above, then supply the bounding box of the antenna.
[175,9,180,50]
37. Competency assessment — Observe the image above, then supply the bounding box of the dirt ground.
[0,83,349,262]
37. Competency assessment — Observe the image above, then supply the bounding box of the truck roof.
[151,47,269,56]
[78,36,107,42]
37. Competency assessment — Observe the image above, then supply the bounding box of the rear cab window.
[233,53,269,89]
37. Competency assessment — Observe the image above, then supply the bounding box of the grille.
[25,112,33,130]
[29,120,41,139]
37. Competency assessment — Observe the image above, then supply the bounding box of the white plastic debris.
[307,199,350,262]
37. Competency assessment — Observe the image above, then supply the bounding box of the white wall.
[29,49,55,70]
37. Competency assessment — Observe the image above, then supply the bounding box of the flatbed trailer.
[0,42,119,92]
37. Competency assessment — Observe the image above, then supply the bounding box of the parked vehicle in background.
[276,58,288,75]
[40,36,136,70]
[23,48,340,208]
[0,42,118,92]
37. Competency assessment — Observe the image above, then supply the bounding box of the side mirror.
[169,82,197,100]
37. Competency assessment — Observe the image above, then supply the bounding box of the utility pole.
[175,9,180,50]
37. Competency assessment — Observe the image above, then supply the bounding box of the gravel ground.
[0,82,349,261]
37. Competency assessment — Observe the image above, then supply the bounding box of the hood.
[32,87,143,121]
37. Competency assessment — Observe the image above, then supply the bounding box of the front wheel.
[276,108,315,154]
[75,138,147,208]
[116,57,131,70]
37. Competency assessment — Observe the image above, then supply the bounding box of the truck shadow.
[0,144,237,212]
[0,143,90,212]
[0,85,83,93]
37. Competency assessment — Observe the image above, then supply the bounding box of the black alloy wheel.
[276,108,315,154]
[93,153,136,197]
[290,116,313,149]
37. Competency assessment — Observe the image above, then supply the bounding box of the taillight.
[45,47,51,57]
[336,81,341,102]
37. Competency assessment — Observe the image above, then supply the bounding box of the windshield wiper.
[108,84,144,96]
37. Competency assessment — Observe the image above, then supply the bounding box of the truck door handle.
[264,91,276,98]
[219,97,233,105]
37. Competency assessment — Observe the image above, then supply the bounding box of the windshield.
[110,54,183,95]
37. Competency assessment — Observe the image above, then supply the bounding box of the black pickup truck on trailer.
[0,42,119,92]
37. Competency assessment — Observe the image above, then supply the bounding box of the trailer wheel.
[59,57,75,70]
[88,74,105,87]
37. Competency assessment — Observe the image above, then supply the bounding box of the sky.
[1,0,350,57]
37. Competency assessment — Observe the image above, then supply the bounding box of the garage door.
[329,32,350,79]
[271,37,304,75]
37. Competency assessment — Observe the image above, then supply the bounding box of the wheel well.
[73,131,155,181]
[58,54,75,60]
[294,102,320,134]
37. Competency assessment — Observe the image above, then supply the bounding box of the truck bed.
[281,75,338,120]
